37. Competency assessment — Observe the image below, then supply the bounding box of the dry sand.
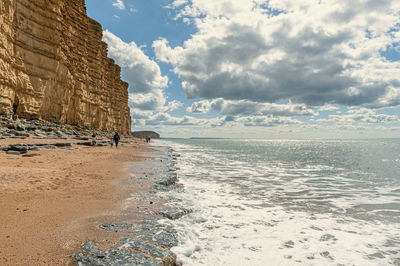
[0,137,160,265]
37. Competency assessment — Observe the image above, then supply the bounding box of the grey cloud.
[155,0,400,108]
[184,26,359,106]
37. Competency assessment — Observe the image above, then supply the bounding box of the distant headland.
[132,131,160,139]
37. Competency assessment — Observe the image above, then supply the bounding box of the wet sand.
[0,137,160,265]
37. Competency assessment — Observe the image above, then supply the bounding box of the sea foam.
[154,139,400,265]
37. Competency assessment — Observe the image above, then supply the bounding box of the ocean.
[154,138,400,266]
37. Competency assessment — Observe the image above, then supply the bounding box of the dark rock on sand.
[71,246,162,266]
[121,238,176,265]
[6,150,21,155]
[154,173,178,187]
[74,136,89,140]
[151,184,180,192]
[159,208,192,220]
[71,235,177,266]
[43,145,56,149]
[53,142,71,147]
[76,141,93,146]
[8,136,27,139]
[22,153,40,157]
[124,218,179,248]
[100,223,136,232]
[152,228,179,248]
[96,142,109,147]
[6,144,29,153]
[15,131,30,137]
[81,240,99,252]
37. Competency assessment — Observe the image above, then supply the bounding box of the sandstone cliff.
[0,0,131,134]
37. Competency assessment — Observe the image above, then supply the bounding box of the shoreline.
[71,145,184,265]
[0,136,182,265]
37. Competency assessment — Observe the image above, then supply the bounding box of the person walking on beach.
[91,132,97,146]
[110,136,114,147]
[113,132,120,148]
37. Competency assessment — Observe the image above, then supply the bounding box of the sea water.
[154,139,400,265]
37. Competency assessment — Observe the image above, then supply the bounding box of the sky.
[85,0,400,139]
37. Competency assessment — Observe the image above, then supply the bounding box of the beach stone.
[26,126,38,131]
[6,151,21,155]
[74,136,89,140]
[76,141,93,146]
[96,142,109,147]
[121,238,176,265]
[29,147,40,151]
[15,123,26,131]
[8,136,27,139]
[14,131,30,137]
[125,218,178,244]
[54,130,64,135]
[71,247,162,266]
[41,127,53,132]
[82,240,99,252]
[152,184,179,192]
[53,142,71,147]
[9,144,29,152]
[155,173,178,186]
[7,123,15,129]
[43,145,56,149]
[100,223,136,232]
[159,208,192,220]
[132,218,164,238]
[22,153,40,157]
[152,228,179,248]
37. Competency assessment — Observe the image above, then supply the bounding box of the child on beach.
[110,137,114,147]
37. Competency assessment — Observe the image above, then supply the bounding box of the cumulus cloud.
[146,113,203,126]
[103,30,181,128]
[128,90,166,111]
[162,100,183,112]
[128,90,183,121]
[103,30,168,94]
[187,99,317,116]
[141,112,298,128]
[236,116,301,127]
[329,108,400,124]
[318,105,340,111]
[155,0,400,108]
[186,100,211,113]
[112,0,125,10]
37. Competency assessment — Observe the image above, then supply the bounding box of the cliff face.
[0,0,131,134]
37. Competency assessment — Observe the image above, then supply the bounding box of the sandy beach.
[0,137,163,265]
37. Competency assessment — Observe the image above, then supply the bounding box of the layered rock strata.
[0,0,131,134]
